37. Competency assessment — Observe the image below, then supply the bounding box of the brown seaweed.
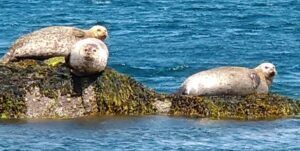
[0,59,299,120]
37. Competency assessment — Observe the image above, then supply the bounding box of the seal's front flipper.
[72,28,86,38]
[249,72,261,89]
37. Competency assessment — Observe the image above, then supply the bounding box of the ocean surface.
[0,0,299,150]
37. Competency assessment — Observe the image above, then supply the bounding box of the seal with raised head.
[65,38,109,76]
[0,25,108,64]
[178,63,277,96]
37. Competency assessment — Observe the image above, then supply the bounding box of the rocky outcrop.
[0,59,299,120]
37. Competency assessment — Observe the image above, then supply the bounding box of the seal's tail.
[172,86,187,95]
[0,52,12,64]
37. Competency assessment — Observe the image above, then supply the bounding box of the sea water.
[0,0,299,150]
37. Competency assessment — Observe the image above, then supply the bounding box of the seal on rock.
[178,63,277,96]
[65,38,109,76]
[0,25,108,64]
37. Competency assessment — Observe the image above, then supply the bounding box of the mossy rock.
[0,59,160,119]
[0,59,299,120]
[169,94,299,120]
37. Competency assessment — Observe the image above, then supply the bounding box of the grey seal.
[66,38,109,76]
[178,63,277,96]
[0,25,108,64]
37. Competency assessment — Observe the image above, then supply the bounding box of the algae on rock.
[0,59,160,118]
[0,59,299,120]
[169,94,299,120]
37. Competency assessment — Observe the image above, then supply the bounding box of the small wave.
[90,0,111,4]
[168,65,189,71]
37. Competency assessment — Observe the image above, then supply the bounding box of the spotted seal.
[178,63,277,96]
[0,25,108,64]
[65,38,109,76]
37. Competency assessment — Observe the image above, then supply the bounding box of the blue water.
[0,0,299,150]
[1,116,300,150]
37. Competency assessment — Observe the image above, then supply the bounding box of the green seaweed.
[43,56,65,67]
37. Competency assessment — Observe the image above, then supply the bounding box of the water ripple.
[0,0,299,149]
[1,117,300,150]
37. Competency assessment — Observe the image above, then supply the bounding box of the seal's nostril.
[270,72,275,77]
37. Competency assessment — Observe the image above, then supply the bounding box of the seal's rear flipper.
[0,52,13,64]
[172,86,188,96]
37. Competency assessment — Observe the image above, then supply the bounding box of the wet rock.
[0,59,299,120]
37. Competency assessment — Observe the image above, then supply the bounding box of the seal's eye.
[97,29,102,32]
[93,49,97,52]
[265,66,269,69]
[84,49,88,52]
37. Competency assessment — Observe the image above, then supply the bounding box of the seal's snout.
[82,45,98,61]
[269,66,277,77]
[100,34,107,41]
[269,71,276,77]
[84,44,98,56]
[101,29,108,40]
[102,29,108,36]
[84,56,94,61]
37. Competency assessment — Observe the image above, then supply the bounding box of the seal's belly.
[200,74,255,95]
[184,67,259,96]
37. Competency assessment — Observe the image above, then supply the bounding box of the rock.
[0,59,299,120]
[169,94,299,120]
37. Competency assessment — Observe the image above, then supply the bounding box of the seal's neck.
[254,68,273,87]
[84,30,95,38]
[85,30,106,41]
[265,76,273,87]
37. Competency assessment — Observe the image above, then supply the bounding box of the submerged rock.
[0,59,299,120]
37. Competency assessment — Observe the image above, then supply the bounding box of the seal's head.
[81,43,99,61]
[89,25,108,41]
[75,38,108,62]
[69,38,109,76]
[255,63,277,85]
